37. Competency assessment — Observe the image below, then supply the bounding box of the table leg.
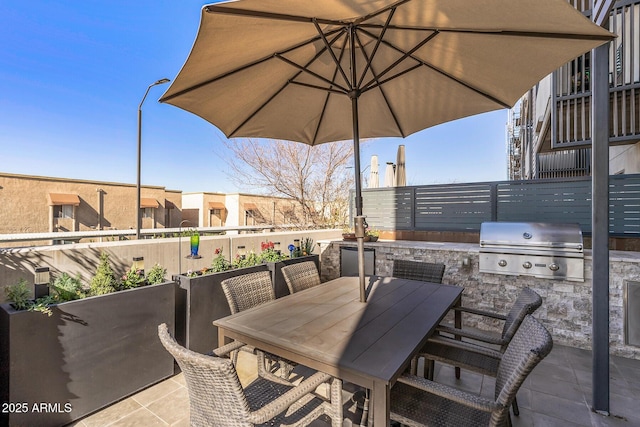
[454,295,462,379]
[371,380,390,426]
[218,328,230,347]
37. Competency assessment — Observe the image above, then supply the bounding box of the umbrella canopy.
[160,0,613,301]
[395,145,406,187]
[384,162,396,187]
[161,0,612,210]
[369,155,379,189]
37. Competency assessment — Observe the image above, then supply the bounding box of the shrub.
[146,263,167,285]
[90,252,118,296]
[5,279,31,310]
[120,266,145,290]
[50,273,86,302]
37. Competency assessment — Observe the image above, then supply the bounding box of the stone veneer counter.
[318,239,640,360]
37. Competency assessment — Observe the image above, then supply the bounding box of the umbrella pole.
[352,96,366,303]
[349,23,366,303]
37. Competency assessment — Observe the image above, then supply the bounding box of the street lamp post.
[178,219,191,275]
[137,78,170,240]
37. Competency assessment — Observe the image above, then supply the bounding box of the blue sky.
[0,1,508,194]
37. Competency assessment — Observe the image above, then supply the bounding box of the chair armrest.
[248,371,332,424]
[397,374,502,414]
[424,336,503,360]
[452,305,507,321]
[436,325,505,346]
[212,340,246,357]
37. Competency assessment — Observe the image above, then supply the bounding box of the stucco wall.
[319,239,640,360]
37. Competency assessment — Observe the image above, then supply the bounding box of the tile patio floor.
[68,343,640,427]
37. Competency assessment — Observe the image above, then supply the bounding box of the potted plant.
[367,228,380,242]
[342,227,357,241]
[0,254,176,427]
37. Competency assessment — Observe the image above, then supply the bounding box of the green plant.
[259,241,287,262]
[211,248,231,272]
[29,296,56,316]
[366,228,380,238]
[232,250,261,269]
[300,237,315,256]
[90,252,118,296]
[50,273,86,302]
[120,266,145,290]
[5,279,55,316]
[5,279,31,310]
[146,263,167,285]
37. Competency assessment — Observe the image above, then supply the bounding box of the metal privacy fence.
[355,174,640,236]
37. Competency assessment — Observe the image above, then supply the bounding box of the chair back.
[492,315,552,427]
[392,259,445,283]
[221,271,276,314]
[157,324,253,427]
[282,261,321,294]
[501,287,543,348]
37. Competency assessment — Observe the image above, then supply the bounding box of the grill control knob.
[498,259,507,267]
[549,263,560,271]
[522,261,532,269]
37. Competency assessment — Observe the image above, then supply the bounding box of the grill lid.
[479,222,583,253]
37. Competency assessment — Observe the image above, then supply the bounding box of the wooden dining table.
[214,275,463,426]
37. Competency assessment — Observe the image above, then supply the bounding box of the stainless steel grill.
[479,222,584,282]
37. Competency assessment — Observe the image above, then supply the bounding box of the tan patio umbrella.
[395,145,406,187]
[384,162,396,187]
[369,155,379,189]
[160,0,613,302]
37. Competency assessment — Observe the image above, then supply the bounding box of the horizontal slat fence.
[355,174,640,237]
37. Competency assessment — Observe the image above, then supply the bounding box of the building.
[0,173,304,245]
[508,0,640,179]
[0,172,182,238]
[182,192,305,228]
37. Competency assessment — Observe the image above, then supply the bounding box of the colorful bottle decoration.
[189,232,200,258]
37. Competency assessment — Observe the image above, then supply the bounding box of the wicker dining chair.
[158,323,343,427]
[282,261,321,294]
[420,287,543,415]
[221,270,294,378]
[393,259,446,283]
[390,315,553,427]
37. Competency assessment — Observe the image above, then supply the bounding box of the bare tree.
[222,139,354,227]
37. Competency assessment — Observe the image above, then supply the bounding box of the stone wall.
[318,239,640,360]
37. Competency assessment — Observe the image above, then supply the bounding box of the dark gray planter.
[174,255,320,354]
[0,281,176,427]
[175,264,269,354]
[266,254,320,298]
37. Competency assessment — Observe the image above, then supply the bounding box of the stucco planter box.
[0,281,177,427]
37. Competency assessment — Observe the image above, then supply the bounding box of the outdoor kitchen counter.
[318,239,640,360]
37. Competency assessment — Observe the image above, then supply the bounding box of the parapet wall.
[319,239,640,360]
[0,229,342,303]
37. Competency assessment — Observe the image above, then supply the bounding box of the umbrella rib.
[160,28,343,103]
[358,27,512,109]
[229,29,349,139]
[312,37,350,145]
[313,19,352,90]
[204,4,348,26]
[360,30,439,92]
[356,7,396,90]
[353,30,406,138]
[275,54,350,94]
[359,23,613,42]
